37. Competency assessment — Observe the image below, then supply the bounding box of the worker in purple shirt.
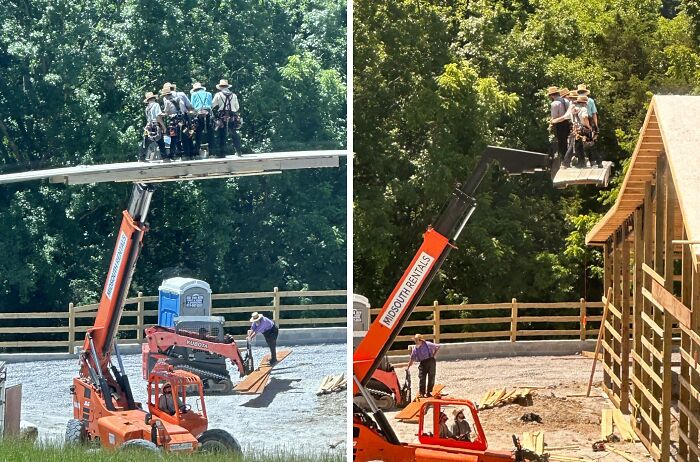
[407,333,440,397]
[247,312,279,364]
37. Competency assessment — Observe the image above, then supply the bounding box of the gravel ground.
[386,354,653,461]
[7,343,346,455]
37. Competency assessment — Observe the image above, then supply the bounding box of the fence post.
[68,302,75,354]
[510,298,518,342]
[579,298,587,341]
[273,287,280,323]
[136,292,144,343]
[433,301,440,343]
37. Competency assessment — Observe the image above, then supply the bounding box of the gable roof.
[586,95,700,263]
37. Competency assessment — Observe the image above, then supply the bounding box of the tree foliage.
[0,0,346,309]
[354,0,700,306]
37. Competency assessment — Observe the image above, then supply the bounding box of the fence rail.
[0,288,346,353]
[370,298,605,353]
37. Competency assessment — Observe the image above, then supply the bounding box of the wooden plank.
[601,408,614,440]
[608,447,644,462]
[612,409,637,441]
[234,350,292,394]
[651,279,692,328]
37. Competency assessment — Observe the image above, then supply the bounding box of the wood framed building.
[586,95,700,461]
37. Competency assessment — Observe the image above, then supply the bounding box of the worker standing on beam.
[212,79,242,157]
[161,84,189,160]
[407,334,440,398]
[247,312,279,364]
[166,82,195,160]
[139,91,167,161]
[577,84,599,133]
[190,82,214,157]
[547,86,570,161]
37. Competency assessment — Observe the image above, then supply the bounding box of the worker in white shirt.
[212,79,242,157]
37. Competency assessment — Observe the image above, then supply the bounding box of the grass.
[0,439,345,462]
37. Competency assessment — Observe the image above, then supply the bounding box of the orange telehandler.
[67,183,239,452]
[353,146,550,462]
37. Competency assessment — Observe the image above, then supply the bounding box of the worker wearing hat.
[577,84,599,133]
[547,86,571,160]
[407,333,440,398]
[139,91,167,161]
[451,408,472,441]
[161,84,190,160]
[158,382,183,416]
[190,82,214,157]
[247,312,279,364]
[211,79,242,157]
[438,412,452,439]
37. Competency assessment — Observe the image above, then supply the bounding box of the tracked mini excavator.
[67,183,239,453]
[353,146,551,462]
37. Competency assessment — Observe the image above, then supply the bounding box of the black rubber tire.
[65,419,86,445]
[217,379,234,394]
[120,438,159,452]
[198,429,242,454]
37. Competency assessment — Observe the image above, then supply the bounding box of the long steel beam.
[0,150,345,185]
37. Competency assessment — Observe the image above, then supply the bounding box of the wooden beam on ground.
[0,150,345,185]
[234,349,292,394]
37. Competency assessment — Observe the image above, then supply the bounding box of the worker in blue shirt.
[407,334,440,397]
[190,82,214,157]
[247,312,279,364]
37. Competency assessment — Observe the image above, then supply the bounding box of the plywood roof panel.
[586,95,700,262]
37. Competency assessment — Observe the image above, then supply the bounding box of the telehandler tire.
[120,438,159,452]
[198,429,242,453]
[65,419,87,445]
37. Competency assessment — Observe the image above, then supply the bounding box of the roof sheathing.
[585,95,700,263]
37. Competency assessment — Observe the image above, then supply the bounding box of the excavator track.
[354,386,396,411]
[172,363,234,395]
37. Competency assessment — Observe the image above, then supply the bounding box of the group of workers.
[548,83,603,169]
[141,79,243,162]
[438,408,472,441]
[158,310,279,415]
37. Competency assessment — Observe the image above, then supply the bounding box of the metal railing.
[0,288,346,353]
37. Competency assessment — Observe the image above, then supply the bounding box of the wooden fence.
[0,288,346,353]
[371,298,605,353]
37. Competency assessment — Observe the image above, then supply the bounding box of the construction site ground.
[387,354,653,461]
[7,343,346,455]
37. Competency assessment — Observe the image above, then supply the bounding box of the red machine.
[67,183,239,452]
[142,324,254,393]
[357,357,411,411]
[353,147,549,462]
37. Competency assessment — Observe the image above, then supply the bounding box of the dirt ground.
[386,354,653,461]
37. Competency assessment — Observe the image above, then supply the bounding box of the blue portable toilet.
[158,277,212,327]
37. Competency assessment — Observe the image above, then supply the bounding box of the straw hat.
[216,79,231,90]
[414,333,425,342]
[546,86,560,96]
[160,84,172,96]
[577,84,590,95]
[559,87,570,98]
[143,91,157,103]
[191,82,205,92]
[250,312,263,323]
[576,95,589,104]
[567,91,578,100]
[452,408,465,417]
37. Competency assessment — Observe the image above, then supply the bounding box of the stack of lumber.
[234,350,292,395]
[317,374,346,395]
[521,431,545,455]
[479,387,532,409]
[394,384,446,423]
[601,408,638,442]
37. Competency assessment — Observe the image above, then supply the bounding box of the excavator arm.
[352,146,547,445]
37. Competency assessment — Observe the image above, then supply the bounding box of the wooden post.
[433,301,440,343]
[632,205,644,438]
[136,292,144,342]
[579,298,587,341]
[510,298,518,342]
[587,287,613,397]
[660,161,675,461]
[620,235,631,412]
[273,286,281,322]
[68,302,75,354]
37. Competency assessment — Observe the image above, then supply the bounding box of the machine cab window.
[418,401,486,451]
